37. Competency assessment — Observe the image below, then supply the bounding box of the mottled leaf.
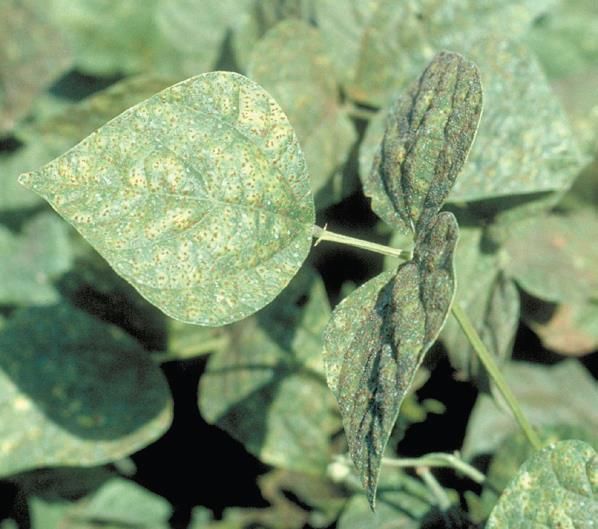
[505,210,598,303]
[0,212,72,306]
[20,72,315,325]
[451,36,584,201]
[323,212,458,506]
[0,0,71,133]
[199,269,340,474]
[364,51,482,235]
[486,440,598,529]
[0,303,172,477]
[524,299,598,356]
[477,425,597,522]
[360,36,583,205]
[17,75,176,161]
[248,20,356,207]
[462,361,598,460]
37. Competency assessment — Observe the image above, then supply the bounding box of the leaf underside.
[19,71,315,326]
[365,51,482,235]
[323,212,459,507]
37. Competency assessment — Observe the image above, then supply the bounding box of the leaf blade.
[19,72,315,326]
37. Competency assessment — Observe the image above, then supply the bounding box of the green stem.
[313,225,412,260]
[382,452,485,484]
[451,303,542,451]
[417,468,451,510]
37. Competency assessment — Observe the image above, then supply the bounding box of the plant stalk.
[313,225,412,260]
[451,303,542,451]
[382,452,485,484]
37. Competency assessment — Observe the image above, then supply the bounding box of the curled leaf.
[364,51,482,235]
[323,212,458,507]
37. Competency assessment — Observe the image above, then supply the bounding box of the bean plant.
[1,1,597,528]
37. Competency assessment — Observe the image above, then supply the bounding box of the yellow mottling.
[13,396,31,411]
[0,440,16,454]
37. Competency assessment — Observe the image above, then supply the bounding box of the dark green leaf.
[364,51,482,235]
[486,440,598,528]
[0,303,172,477]
[0,212,73,306]
[462,360,598,460]
[0,0,71,133]
[248,20,356,205]
[20,72,315,325]
[199,269,340,474]
[505,210,598,303]
[323,212,458,506]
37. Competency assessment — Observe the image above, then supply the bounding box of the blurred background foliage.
[0,0,596,528]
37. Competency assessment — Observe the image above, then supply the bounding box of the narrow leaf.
[20,72,315,326]
[486,440,598,528]
[364,51,482,235]
[323,212,458,506]
[0,304,172,477]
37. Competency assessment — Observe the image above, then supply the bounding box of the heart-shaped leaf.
[486,440,598,528]
[323,212,458,507]
[0,303,172,477]
[363,51,482,236]
[20,72,315,326]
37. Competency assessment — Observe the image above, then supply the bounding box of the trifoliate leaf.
[0,212,72,306]
[20,72,315,326]
[0,0,71,133]
[249,20,356,206]
[504,210,598,303]
[199,269,340,474]
[462,361,598,460]
[323,212,458,506]
[0,304,172,477]
[364,51,482,235]
[486,440,598,529]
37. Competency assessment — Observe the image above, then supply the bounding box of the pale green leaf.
[17,75,177,161]
[231,0,316,71]
[524,299,598,356]
[19,72,315,326]
[248,20,356,204]
[477,426,597,522]
[451,36,584,201]
[45,0,162,76]
[0,303,172,477]
[0,212,72,306]
[462,361,598,460]
[363,51,482,235]
[315,0,552,106]
[0,144,47,211]
[486,440,598,529]
[337,472,436,529]
[155,0,253,76]
[360,36,583,205]
[505,210,598,303]
[199,269,340,474]
[0,0,71,133]
[323,212,458,506]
